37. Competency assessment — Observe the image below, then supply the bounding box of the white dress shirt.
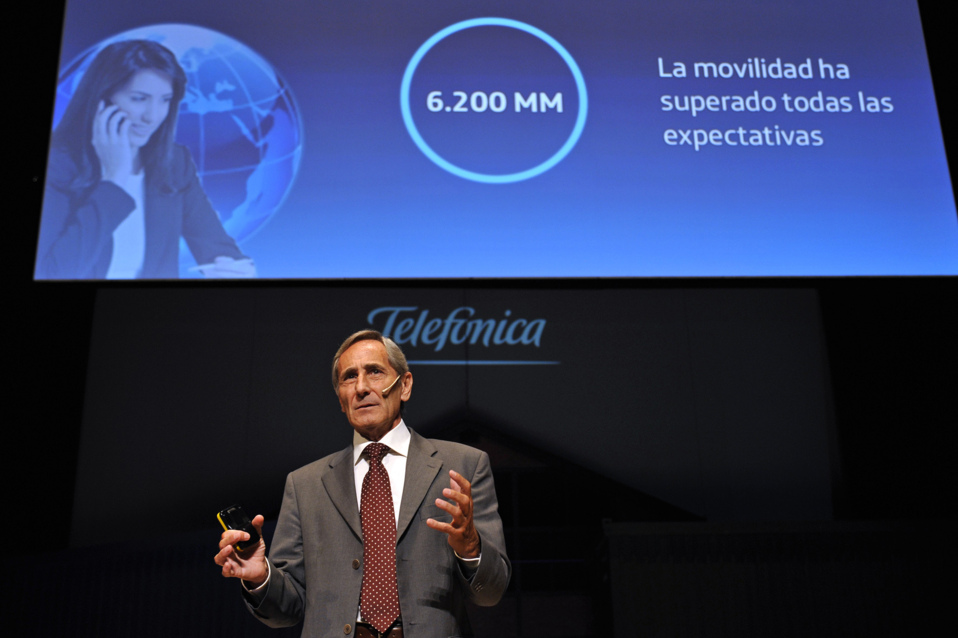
[105,171,145,279]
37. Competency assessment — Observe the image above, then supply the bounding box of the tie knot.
[365,442,390,464]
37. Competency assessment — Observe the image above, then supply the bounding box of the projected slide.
[35,0,958,278]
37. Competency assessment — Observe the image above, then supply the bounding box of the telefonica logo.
[367,306,558,365]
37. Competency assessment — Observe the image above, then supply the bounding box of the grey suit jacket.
[244,429,511,638]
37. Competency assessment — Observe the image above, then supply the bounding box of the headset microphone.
[381,375,402,397]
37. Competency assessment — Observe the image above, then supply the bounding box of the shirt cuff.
[454,551,481,578]
[241,560,271,600]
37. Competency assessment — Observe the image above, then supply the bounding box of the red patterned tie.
[360,442,401,632]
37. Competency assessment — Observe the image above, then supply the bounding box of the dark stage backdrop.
[71,286,832,547]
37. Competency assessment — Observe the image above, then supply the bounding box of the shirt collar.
[352,419,410,465]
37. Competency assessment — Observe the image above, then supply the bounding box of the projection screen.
[34,0,958,279]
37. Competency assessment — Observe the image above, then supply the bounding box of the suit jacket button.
[352,558,361,569]
[344,623,352,634]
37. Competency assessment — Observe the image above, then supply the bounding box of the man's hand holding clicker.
[214,514,269,587]
[426,470,481,559]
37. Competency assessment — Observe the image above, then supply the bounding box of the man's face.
[336,339,412,441]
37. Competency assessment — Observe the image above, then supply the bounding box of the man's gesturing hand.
[214,514,268,587]
[426,470,481,559]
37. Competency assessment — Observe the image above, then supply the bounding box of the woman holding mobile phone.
[36,39,254,279]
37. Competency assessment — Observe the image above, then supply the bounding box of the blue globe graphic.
[53,24,303,275]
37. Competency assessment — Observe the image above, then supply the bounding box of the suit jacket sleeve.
[394,437,511,637]
[460,449,511,607]
[242,473,307,628]
[35,149,135,279]
[35,146,244,279]
[173,146,246,268]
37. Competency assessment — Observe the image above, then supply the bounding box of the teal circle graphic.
[401,18,588,184]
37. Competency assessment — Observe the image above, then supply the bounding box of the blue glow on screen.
[36,0,958,278]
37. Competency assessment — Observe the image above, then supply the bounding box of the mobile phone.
[217,505,261,552]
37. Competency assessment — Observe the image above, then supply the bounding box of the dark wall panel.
[71,287,832,546]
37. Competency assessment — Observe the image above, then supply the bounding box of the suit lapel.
[322,446,363,540]
[140,178,161,276]
[397,429,441,541]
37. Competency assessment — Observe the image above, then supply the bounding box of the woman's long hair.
[52,39,188,192]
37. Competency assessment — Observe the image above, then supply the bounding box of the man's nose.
[355,372,371,395]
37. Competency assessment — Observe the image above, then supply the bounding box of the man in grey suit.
[215,330,511,638]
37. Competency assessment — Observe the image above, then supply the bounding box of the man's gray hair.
[331,329,409,390]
